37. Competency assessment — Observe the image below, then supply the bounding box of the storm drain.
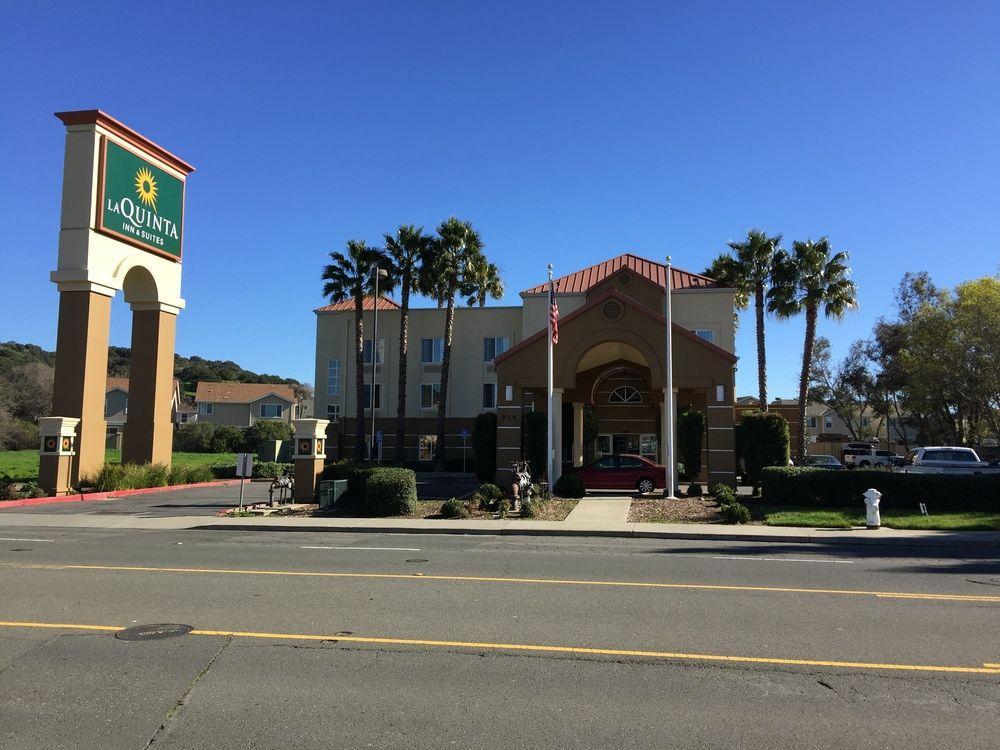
[115,623,193,641]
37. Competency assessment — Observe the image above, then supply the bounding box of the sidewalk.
[1,510,997,547]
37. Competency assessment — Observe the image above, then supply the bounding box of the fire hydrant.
[864,488,882,529]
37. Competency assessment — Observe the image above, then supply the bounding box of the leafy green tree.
[809,337,881,441]
[769,238,858,463]
[427,218,485,471]
[706,229,782,408]
[384,225,434,464]
[465,258,505,307]
[322,240,390,460]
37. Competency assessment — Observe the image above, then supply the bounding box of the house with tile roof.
[314,252,739,484]
[193,382,298,426]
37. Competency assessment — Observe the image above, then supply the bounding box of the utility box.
[318,479,348,510]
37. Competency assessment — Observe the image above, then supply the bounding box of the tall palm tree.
[322,239,388,461]
[383,224,434,464]
[429,217,484,471]
[465,259,504,307]
[768,238,858,463]
[706,229,782,409]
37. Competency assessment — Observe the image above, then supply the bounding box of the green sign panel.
[98,139,184,260]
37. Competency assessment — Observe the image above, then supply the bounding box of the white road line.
[709,555,854,564]
[0,537,55,543]
[301,546,422,552]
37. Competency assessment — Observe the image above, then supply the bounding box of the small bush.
[553,473,585,498]
[477,483,504,502]
[713,484,737,507]
[242,420,293,453]
[520,499,537,518]
[85,462,171,491]
[0,479,16,501]
[723,501,751,524]
[167,464,215,486]
[497,498,511,518]
[469,492,491,511]
[253,461,293,479]
[363,467,417,516]
[440,498,470,518]
[686,483,703,497]
[320,461,377,506]
[530,482,546,500]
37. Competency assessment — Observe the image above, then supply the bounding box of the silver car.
[897,446,997,474]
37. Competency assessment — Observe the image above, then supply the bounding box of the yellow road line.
[0,619,997,676]
[5,562,999,604]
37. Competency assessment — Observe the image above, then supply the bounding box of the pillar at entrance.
[51,290,112,485]
[571,402,584,467]
[292,419,330,501]
[122,306,178,466]
[38,417,80,496]
[550,388,563,485]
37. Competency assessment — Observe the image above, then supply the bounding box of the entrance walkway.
[564,496,632,524]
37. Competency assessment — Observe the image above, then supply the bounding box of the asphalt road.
[1,528,998,748]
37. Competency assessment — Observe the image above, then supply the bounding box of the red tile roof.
[106,376,181,393]
[315,295,401,313]
[521,253,722,295]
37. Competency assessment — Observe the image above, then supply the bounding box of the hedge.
[678,409,705,480]
[320,462,377,506]
[363,467,417,516]
[472,412,497,482]
[760,467,1000,512]
[739,411,790,489]
[522,411,548,480]
[553,473,585,498]
[211,461,292,480]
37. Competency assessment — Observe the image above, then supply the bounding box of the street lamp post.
[371,266,388,462]
[664,255,677,499]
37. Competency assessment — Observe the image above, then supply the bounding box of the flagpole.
[546,264,554,488]
[664,255,677,499]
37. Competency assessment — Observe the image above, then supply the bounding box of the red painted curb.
[0,479,241,509]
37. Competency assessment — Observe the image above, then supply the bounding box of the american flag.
[549,280,559,344]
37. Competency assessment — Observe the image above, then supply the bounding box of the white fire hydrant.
[864,488,882,529]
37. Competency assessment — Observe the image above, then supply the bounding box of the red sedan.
[573,454,666,494]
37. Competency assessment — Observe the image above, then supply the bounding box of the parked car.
[801,454,845,470]
[574,454,665,493]
[897,446,1000,474]
[841,442,878,468]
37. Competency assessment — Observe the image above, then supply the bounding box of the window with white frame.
[420,383,441,409]
[327,359,341,396]
[693,329,715,344]
[861,416,871,428]
[808,416,817,429]
[609,386,642,404]
[482,382,497,408]
[483,336,510,362]
[179,413,190,424]
[418,434,437,461]
[259,403,283,419]
[326,404,341,422]
[362,339,385,365]
[199,403,214,415]
[363,384,383,409]
[421,338,443,363]
[824,415,833,429]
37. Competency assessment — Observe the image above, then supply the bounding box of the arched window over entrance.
[609,386,642,404]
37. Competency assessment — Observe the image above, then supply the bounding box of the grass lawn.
[0,449,237,483]
[756,505,1000,531]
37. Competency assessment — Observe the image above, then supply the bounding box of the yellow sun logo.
[134,167,158,210]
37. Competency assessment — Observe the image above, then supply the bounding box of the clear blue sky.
[2,1,998,397]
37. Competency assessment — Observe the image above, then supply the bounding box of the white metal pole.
[371,268,380,462]
[664,256,677,499]
[546,264,554,487]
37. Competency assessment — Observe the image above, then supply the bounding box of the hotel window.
[421,338,444,363]
[609,386,642,404]
[483,383,497,408]
[326,404,341,422]
[824,416,833,429]
[199,403,214,416]
[327,359,341,396]
[363,384,383,409]
[693,329,715,344]
[418,434,437,462]
[363,339,385,365]
[420,383,441,409]
[259,403,283,419]
[483,336,510,362]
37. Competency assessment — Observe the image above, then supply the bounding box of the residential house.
[194,382,298,426]
[104,377,183,448]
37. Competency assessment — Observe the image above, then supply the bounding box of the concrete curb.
[0,480,241,509]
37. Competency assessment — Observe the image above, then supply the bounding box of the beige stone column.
[293,419,330,501]
[38,417,80,496]
[571,402,584,467]
[51,290,112,485]
[122,306,177,466]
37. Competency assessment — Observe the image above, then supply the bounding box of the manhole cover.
[406,559,428,563]
[115,623,193,641]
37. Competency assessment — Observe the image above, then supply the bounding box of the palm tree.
[768,238,858,463]
[429,217,485,471]
[383,224,434,464]
[706,229,782,409]
[322,239,388,461]
[465,259,504,307]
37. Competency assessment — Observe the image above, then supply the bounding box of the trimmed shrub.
[686,482,704,497]
[497,498,511,517]
[553,473,585,498]
[469,492,491,511]
[320,462,377,506]
[472,412,497,481]
[522,411,548,480]
[440,497,470,518]
[678,409,705,480]
[723,501,751,524]
[760,467,1000,512]
[477,483,503,502]
[520,499,538,518]
[531,482,546,500]
[712,483,737,507]
[252,461,293,479]
[739,411,790,490]
[363,467,417,516]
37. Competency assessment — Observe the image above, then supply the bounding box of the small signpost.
[460,428,470,473]
[236,452,254,510]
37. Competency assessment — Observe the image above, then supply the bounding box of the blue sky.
[2,1,998,397]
